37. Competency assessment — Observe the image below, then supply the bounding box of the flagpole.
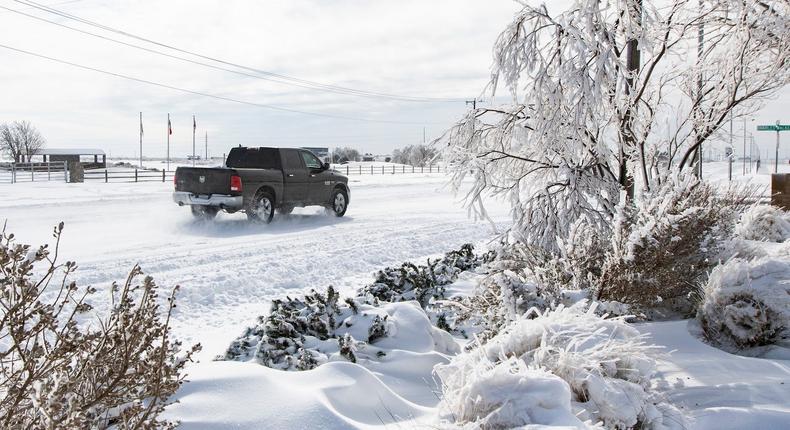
[167,113,171,171]
[139,112,143,169]
[192,114,196,167]
[205,131,208,161]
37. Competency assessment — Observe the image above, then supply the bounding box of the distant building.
[301,147,329,162]
[37,148,106,169]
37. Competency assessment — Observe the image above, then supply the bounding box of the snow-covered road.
[1,174,509,355]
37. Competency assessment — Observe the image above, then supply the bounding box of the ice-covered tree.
[439,0,790,251]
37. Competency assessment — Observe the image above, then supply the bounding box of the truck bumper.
[172,192,243,209]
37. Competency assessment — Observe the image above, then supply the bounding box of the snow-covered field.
[3,165,789,429]
[0,174,508,356]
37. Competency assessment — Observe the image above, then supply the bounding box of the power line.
[10,0,466,103]
[0,42,439,125]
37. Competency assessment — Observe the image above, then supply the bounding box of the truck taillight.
[173,173,177,189]
[230,175,242,192]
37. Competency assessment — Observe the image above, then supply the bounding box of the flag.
[193,115,196,132]
[168,117,172,135]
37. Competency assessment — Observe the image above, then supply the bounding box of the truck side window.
[300,151,322,169]
[283,150,304,170]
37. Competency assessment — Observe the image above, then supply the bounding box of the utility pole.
[729,110,733,181]
[139,112,143,169]
[192,115,196,167]
[620,0,641,200]
[167,113,171,171]
[744,117,748,175]
[423,127,426,144]
[205,131,208,160]
[694,0,704,179]
[465,99,477,110]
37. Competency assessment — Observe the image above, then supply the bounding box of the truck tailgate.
[175,167,239,195]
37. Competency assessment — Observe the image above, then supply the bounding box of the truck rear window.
[226,148,280,169]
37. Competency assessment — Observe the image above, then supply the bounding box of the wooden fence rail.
[82,164,443,183]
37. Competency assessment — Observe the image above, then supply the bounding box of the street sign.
[757,124,790,131]
[756,121,789,173]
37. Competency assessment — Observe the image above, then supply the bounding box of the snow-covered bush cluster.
[698,257,790,350]
[359,243,489,307]
[436,303,683,429]
[221,245,483,370]
[435,261,560,346]
[735,205,790,242]
[596,177,746,311]
[0,224,200,428]
[221,286,392,370]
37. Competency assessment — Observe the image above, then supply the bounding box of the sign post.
[757,121,790,173]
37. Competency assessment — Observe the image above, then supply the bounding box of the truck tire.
[191,205,219,220]
[247,189,275,223]
[277,205,294,215]
[330,188,348,217]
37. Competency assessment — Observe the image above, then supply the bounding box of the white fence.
[0,162,68,184]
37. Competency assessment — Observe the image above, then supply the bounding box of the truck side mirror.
[322,162,330,170]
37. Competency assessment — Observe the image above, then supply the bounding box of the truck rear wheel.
[191,205,219,220]
[330,188,348,217]
[247,190,275,223]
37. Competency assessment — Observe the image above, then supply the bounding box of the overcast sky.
[0,0,788,159]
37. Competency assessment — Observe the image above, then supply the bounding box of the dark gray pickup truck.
[173,147,349,223]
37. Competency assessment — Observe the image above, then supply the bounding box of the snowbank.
[163,361,435,428]
[735,205,790,242]
[699,257,790,350]
[435,303,683,429]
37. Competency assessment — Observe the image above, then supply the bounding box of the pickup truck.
[173,147,350,223]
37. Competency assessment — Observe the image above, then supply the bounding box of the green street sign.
[757,124,790,131]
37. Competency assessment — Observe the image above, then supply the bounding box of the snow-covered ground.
[0,174,508,357]
[3,164,789,429]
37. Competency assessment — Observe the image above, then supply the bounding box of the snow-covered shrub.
[597,176,746,310]
[359,244,487,307]
[698,258,790,350]
[436,267,559,346]
[0,224,200,429]
[529,218,609,292]
[220,286,388,370]
[436,303,683,430]
[439,358,587,428]
[222,246,486,371]
[735,205,790,242]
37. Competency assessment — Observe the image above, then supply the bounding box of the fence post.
[105,169,108,183]
[429,164,432,173]
[402,166,405,174]
[346,165,349,175]
[135,169,138,182]
[162,170,166,182]
[64,161,68,183]
[381,166,384,175]
[47,163,51,180]
[31,165,34,182]
[11,163,15,184]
